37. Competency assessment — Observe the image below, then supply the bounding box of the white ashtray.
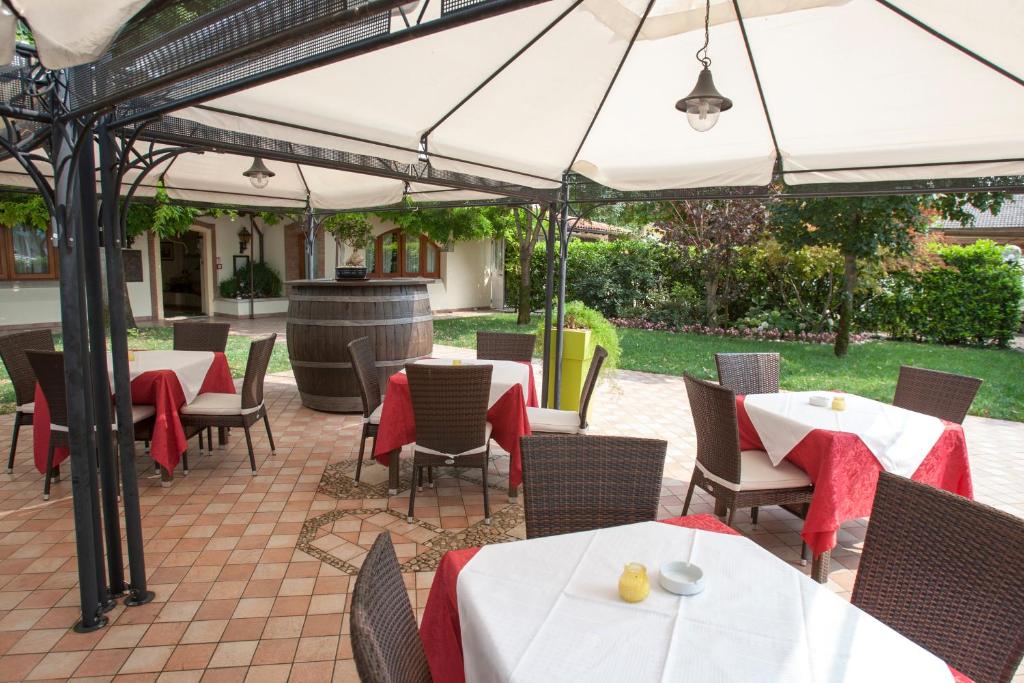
[809,394,831,407]
[659,561,704,596]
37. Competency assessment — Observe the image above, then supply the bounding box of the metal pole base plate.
[100,598,117,614]
[73,614,109,633]
[124,589,156,607]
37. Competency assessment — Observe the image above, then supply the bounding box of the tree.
[509,206,546,324]
[772,193,1007,357]
[647,200,769,325]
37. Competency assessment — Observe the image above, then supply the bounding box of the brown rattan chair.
[476,331,536,362]
[526,345,608,434]
[682,372,814,532]
[26,350,154,499]
[180,334,276,474]
[892,365,982,424]
[0,329,54,473]
[351,532,432,683]
[347,337,382,483]
[852,473,1024,683]
[520,434,667,538]
[715,352,780,395]
[172,321,231,352]
[406,363,493,523]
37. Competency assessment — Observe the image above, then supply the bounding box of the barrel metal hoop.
[289,357,426,369]
[287,315,434,327]
[288,293,430,303]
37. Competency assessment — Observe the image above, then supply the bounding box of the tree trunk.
[835,252,857,357]
[705,273,720,326]
[516,250,532,325]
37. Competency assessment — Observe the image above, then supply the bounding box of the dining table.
[373,358,538,496]
[33,349,235,478]
[420,514,972,683]
[735,391,973,581]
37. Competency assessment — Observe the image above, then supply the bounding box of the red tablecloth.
[736,394,973,556]
[373,362,538,489]
[32,352,234,475]
[419,513,972,683]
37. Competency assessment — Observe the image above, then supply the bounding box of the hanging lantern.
[237,225,252,253]
[243,157,275,189]
[676,0,732,132]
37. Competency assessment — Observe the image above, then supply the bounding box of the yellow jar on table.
[618,563,650,603]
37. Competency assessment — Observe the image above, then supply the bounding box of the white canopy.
[159,0,1024,193]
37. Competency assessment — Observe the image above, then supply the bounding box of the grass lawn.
[433,313,1024,423]
[0,327,290,414]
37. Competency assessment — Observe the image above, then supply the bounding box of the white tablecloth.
[125,350,215,405]
[409,359,530,408]
[744,391,945,477]
[457,522,952,682]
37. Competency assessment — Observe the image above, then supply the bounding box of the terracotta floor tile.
[24,649,88,680]
[251,638,298,666]
[207,640,257,669]
[73,647,131,677]
[179,620,227,645]
[119,645,174,674]
[220,618,266,643]
[245,663,291,682]
[163,643,217,672]
[138,622,188,648]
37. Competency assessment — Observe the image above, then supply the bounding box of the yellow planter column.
[543,328,592,411]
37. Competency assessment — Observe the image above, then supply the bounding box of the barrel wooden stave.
[286,280,433,412]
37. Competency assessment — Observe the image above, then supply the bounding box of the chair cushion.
[15,402,34,414]
[526,407,581,434]
[365,404,383,425]
[697,449,811,492]
[413,423,493,458]
[181,393,262,416]
[131,405,156,423]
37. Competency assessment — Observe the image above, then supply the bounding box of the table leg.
[160,466,173,488]
[387,450,400,495]
[811,550,830,584]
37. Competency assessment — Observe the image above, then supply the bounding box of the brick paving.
[0,324,1021,681]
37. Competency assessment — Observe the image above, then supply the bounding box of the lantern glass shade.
[243,157,275,189]
[676,67,732,132]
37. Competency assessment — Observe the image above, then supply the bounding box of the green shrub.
[219,261,283,299]
[536,300,620,377]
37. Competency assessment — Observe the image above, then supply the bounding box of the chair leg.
[144,440,149,453]
[243,424,257,474]
[7,412,21,473]
[182,450,189,475]
[43,442,55,500]
[426,466,434,488]
[801,542,811,567]
[355,424,368,483]
[481,460,491,525]
[206,427,213,453]
[197,429,204,454]
[750,506,759,528]
[262,412,276,454]
[407,465,419,522]
[681,478,697,515]
[726,505,736,529]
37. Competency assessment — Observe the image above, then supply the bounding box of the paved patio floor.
[0,320,1020,682]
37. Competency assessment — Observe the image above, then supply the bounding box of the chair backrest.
[852,473,1024,683]
[26,350,66,428]
[347,337,381,419]
[683,373,741,487]
[892,365,982,424]
[476,331,536,362]
[521,434,666,538]
[715,352,780,395]
[351,532,432,683]
[406,363,491,457]
[172,322,231,353]
[0,329,55,407]
[577,345,608,429]
[240,334,276,410]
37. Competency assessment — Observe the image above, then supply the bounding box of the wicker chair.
[476,331,536,362]
[852,473,1024,683]
[0,330,54,473]
[351,532,432,683]
[715,352,780,395]
[682,373,814,528]
[172,321,231,352]
[180,334,277,474]
[520,434,667,538]
[406,363,493,522]
[26,350,154,499]
[892,365,982,424]
[347,337,382,483]
[526,345,608,434]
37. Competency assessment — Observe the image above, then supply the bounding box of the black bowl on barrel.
[335,266,368,280]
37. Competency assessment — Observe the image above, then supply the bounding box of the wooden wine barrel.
[285,278,433,412]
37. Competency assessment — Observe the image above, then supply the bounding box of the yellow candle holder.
[618,563,650,603]
[452,359,462,366]
[127,350,136,362]
[831,395,846,411]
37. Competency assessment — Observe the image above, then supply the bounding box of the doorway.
[160,231,205,318]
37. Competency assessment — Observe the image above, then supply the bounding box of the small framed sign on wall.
[233,255,250,275]
[121,249,144,282]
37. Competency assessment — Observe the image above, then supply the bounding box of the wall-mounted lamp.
[238,225,252,254]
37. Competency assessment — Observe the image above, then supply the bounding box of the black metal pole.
[51,78,108,632]
[541,202,556,408]
[78,138,125,603]
[248,215,255,320]
[98,123,154,608]
[553,181,570,409]
[304,209,318,280]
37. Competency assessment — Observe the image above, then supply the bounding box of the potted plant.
[536,301,620,410]
[323,213,374,280]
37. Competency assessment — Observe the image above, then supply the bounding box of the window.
[1,225,58,280]
[369,230,441,278]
